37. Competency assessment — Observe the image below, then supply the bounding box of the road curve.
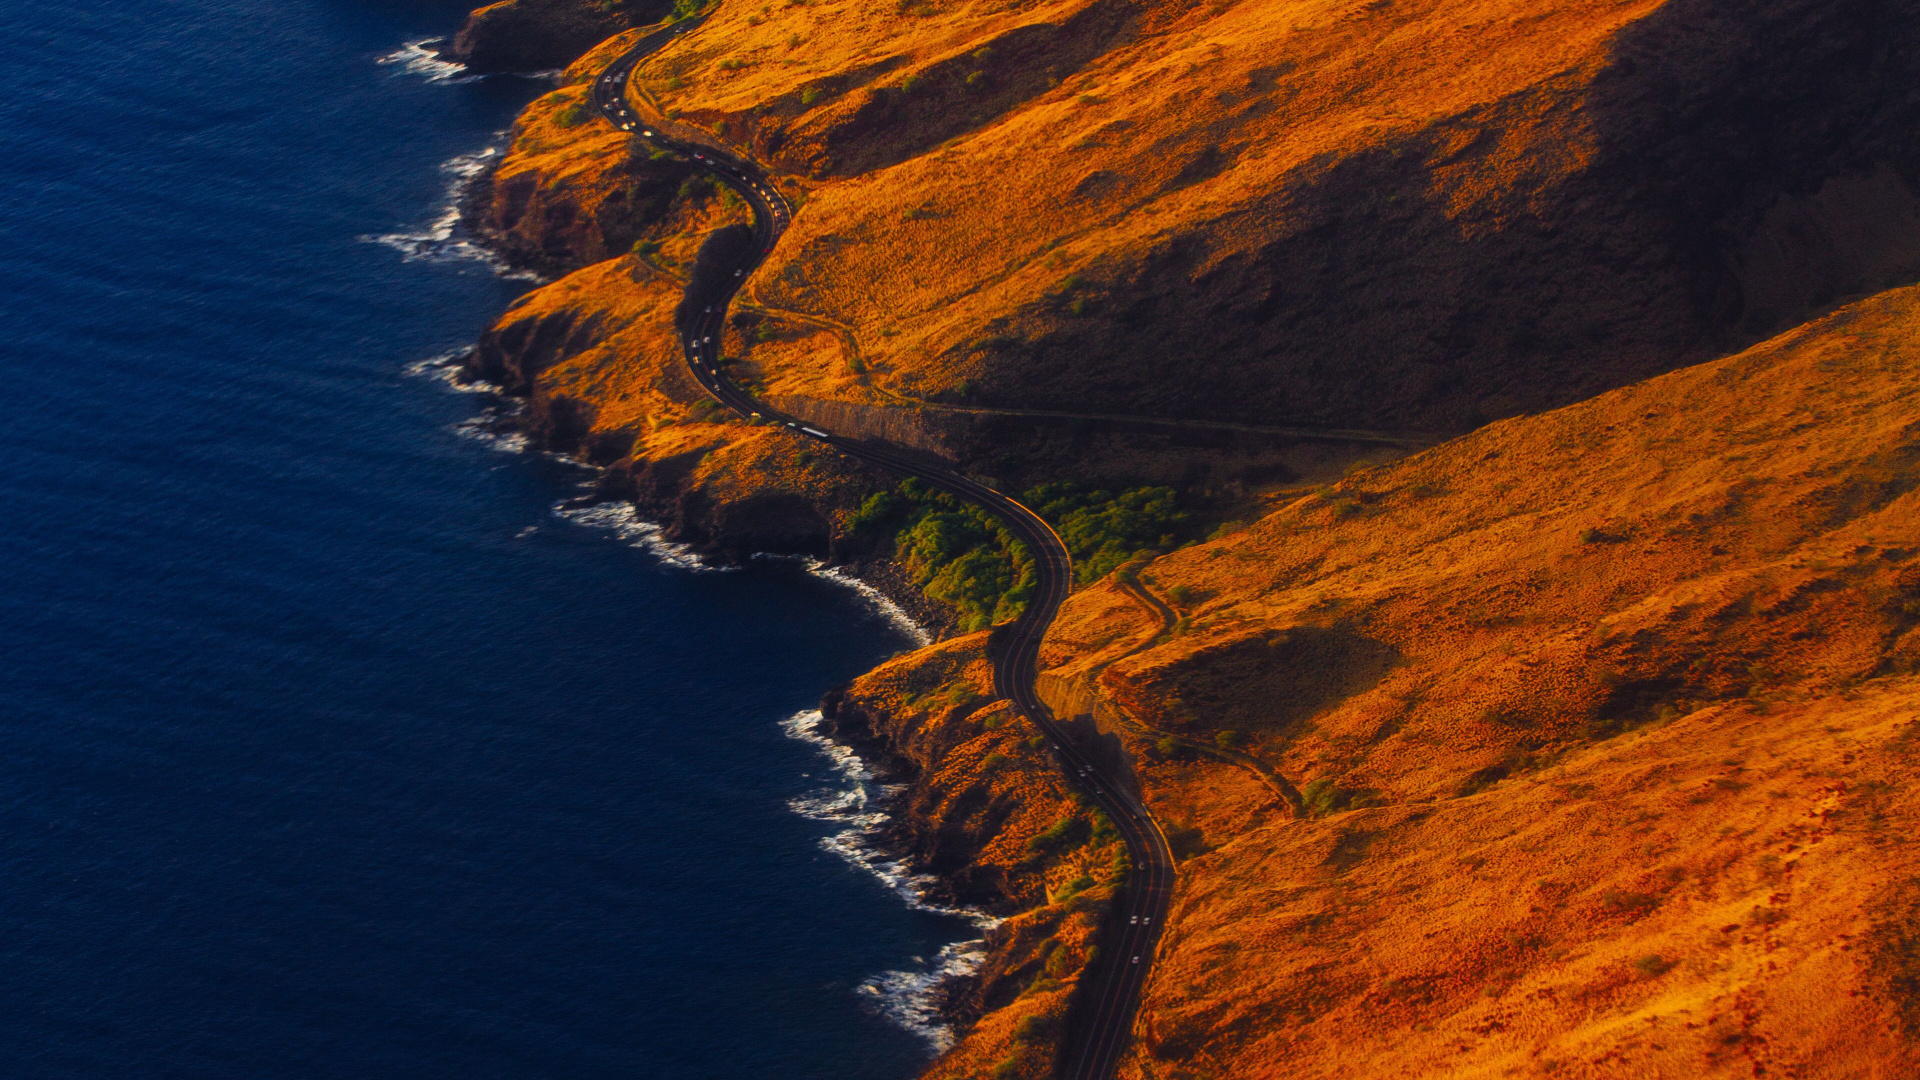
[589,20,1175,1079]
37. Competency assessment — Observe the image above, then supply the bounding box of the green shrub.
[853,479,1187,627]
[1050,875,1096,903]
[1025,482,1187,584]
[631,238,661,257]
[849,490,898,532]
[900,73,923,93]
[1213,729,1243,749]
[1043,946,1075,978]
[1027,816,1089,853]
[800,86,821,106]
[1089,809,1117,845]
[1011,1011,1059,1044]
[553,101,589,128]
[1301,775,1377,815]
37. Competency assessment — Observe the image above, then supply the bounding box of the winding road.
[590,19,1175,1079]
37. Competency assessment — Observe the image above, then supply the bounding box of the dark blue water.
[0,2,968,1076]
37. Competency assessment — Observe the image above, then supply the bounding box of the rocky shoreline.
[439,101,1050,1050]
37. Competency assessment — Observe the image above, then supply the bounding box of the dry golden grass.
[896,282,1920,1078]
[830,640,1130,1080]
[617,0,1920,434]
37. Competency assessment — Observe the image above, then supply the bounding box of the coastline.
[387,37,1069,1065]
[388,111,997,1041]
[406,337,999,1050]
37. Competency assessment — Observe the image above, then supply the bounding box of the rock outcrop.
[443,0,668,74]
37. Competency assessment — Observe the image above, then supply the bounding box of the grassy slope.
[639,0,1920,433]
[455,4,1920,1077]
[964,282,1920,1079]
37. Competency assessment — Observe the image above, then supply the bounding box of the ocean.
[0,1,977,1076]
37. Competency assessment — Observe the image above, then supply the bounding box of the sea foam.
[781,709,997,1050]
[376,40,476,84]
[403,349,498,394]
[554,501,719,573]
[807,561,933,647]
[362,145,540,278]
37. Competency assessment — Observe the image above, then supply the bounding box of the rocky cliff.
[443,0,669,74]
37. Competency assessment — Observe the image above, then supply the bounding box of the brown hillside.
[442,0,1920,1074]
[850,282,1920,1078]
[625,0,1920,434]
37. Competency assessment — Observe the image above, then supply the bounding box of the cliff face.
[467,251,892,565]
[821,639,1135,1080]
[872,283,1920,1078]
[462,33,724,277]
[458,38,911,568]
[444,0,669,74]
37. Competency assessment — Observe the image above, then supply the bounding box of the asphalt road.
[590,22,1176,1078]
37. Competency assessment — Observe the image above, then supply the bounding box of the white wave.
[403,349,500,394]
[451,412,529,453]
[361,144,542,280]
[781,711,993,926]
[377,40,477,84]
[809,563,932,646]
[750,554,929,645]
[858,938,992,1053]
[554,501,725,572]
[779,709,997,1047]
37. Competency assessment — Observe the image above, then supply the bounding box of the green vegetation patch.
[851,478,1035,630]
[852,479,1187,629]
[1027,815,1090,853]
[1026,482,1186,584]
[1301,775,1380,815]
